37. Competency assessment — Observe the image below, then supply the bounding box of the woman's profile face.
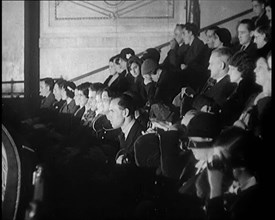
[109,61,116,75]
[254,57,269,86]
[228,65,242,83]
[253,30,266,49]
[266,6,272,20]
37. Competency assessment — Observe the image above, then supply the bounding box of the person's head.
[212,126,261,178]
[114,56,122,73]
[95,89,104,114]
[252,0,266,17]
[101,87,114,114]
[127,55,142,78]
[109,55,118,75]
[205,26,219,49]
[254,57,270,88]
[183,23,198,45]
[228,51,255,83]
[119,48,135,71]
[107,94,135,129]
[237,19,255,46]
[40,77,54,97]
[87,82,104,111]
[265,0,272,20]
[75,82,90,107]
[141,48,161,64]
[60,81,76,100]
[208,47,233,79]
[141,58,159,82]
[186,112,222,161]
[214,27,232,48]
[253,25,271,48]
[53,78,65,101]
[174,23,185,45]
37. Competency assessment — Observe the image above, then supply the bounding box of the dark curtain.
[186,0,201,29]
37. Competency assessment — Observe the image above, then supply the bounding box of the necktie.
[201,78,217,94]
[240,45,245,51]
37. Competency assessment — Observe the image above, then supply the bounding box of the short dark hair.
[89,82,105,92]
[109,54,119,63]
[175,23,186,30]
[41,77,54,92]
[77,82,91,98]
[238,19,255,32]
[205,25,219,34]
[115,93,135,117]
[229,51,255,80]
[184,22,199,37]
[255,25,271,42]
[54,78,66,89]
[251,0,266,5]
[102,87,116,98]
[265,0,271,7]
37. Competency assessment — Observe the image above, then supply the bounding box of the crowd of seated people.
[16,1,272,219]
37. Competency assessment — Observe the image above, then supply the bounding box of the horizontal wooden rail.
[2,81,24,84]
[70,8,253,82]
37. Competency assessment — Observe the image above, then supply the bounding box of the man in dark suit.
[192,47,237,112]
[107,93,145,165]
[104,56,130,93]
[173,47,236,114]
[39,77,56,109]
[162,24,189,71]
[251,0,269,27]
[179,23,210,91]
[234,19,257,61]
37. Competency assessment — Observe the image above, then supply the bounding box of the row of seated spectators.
[21,1,272,219]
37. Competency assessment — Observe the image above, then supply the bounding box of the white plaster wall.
[2,1,24,93]
[199,0,254,43]
[39,0,185,85]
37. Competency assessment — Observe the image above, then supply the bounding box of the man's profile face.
[39,81,49,97]
[107,98,125,129]
[237,23,252,45]
[205,29,216,49]
[252,0,265,16]
[53,84,62,101]
[174,26,184,45]
[183,28,192,45]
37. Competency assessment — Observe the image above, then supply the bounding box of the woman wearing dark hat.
[214,27,232,48]
[206,127,267,220]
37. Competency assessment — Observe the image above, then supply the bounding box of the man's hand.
[180,64,187,70]
[143,75,153,85]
